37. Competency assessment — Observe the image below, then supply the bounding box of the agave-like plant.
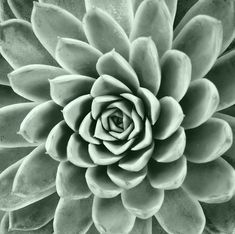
[0,0,235,233]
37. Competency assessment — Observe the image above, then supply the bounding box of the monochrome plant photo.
[0,0,235,233]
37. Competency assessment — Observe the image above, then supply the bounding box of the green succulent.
[0,0,235,233]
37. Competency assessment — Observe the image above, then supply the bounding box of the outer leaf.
[7,0,34,21]
[0,103,37,148]
[85,0,134,35]
[96,51,139,92]
[39,0,86,20]
[0,19,55,68]
[183,158,235,203]
[152,127,186,163]
[85,166,122,198]
[156,188,205,234]
[185,118,233,163]
[83,8,130,59]
[31,2,87,55]
[130,37,161,95]
[55,38,101,77]
[121,178,164,219]
[54,197,93,234]
[45,121,73,161]
[174,0,235,53]
[63,94,92,131]
[180,79,219,129]
[0,147,34,173]
[153,96,184,140]
[92,196,136,234]
[173,15,223,80]
[67,133,95,168]
[56,161,91,199]
[148,156,187,190]
[9,64,68,102]
[0,214,54,234]
[50,74,94,106]
[158,49,191,101]
[12,144,59,196]
[19,101,63,143]
[107,164,146,189]
[129,218,152,234]
[130,0,173,57]
[9,193,58,231]
[0,85,27,108]
[207,50,235,110]
[0,54,12,85]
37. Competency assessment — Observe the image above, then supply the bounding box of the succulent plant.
[0,0,235,233]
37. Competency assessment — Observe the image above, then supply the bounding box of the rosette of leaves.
[0,0,235,233]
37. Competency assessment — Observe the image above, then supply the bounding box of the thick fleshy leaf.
[0,103,37,147]
[130,37,161,95]
[156,188,205,234]
[12,144,58,196]
[40,0,86,20]
[164,0,177,20]
[92,196,136,234]
[183,158,235,203]
[0,147,34,173]
[207,50,235,110]
[83,8,130,59]
[131,118,152,151]
[85,0,133,35]
[0,159,55,211]
[56,161,91,199]
[119,143,154,172]
[79,113,101,145]
[96,51,139,91]
[86,166,122,198]
[54,197,93,234]
[158,49,191,101]
[153,96,184,140]
[9,64,68,102]
[152,127,186,163]
[129,218,152,234]
[55,38,101,77]
[0,85,27,108]
[0,19,55,68]
[107,164,146,189]
[45,121,73,161]
[31,2,87,55]
[63,94,92,131]
[104,139,135,156]
[0,54,12,85]
[7,0,34,20]
[174,0,235,53]
[9,193,58,231]
[121,93,145,119]
[19,101,63,143]
[137,87,160,125]
[122,178,164,219]
[148,156,187,190]
[67,133,95,168]
[91,75,131,98]
[130,0,173,57]
[1,214,54,234]
[88,144,124,166]
[202,195,235,234]
[180,79,219,129]
[185,118,233,163]
[0,0,15,21]
[173,15,223,80]
[215,113,235,166]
